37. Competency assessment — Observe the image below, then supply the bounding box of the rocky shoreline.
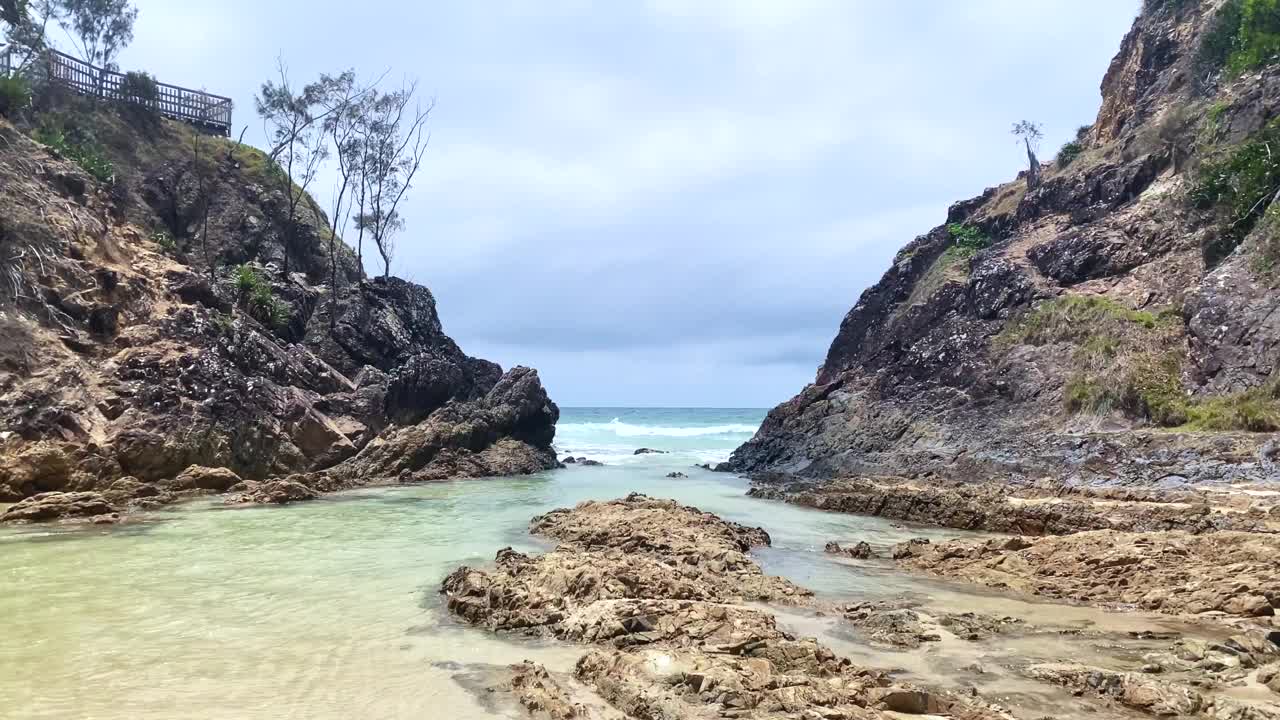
[440,494,1280,719]
[748,474,1280,535]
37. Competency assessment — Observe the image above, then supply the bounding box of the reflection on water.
[0,462,1227,719]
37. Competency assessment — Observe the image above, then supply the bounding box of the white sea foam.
[556,418,758,438]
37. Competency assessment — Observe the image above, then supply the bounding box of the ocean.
[553,406,765,465]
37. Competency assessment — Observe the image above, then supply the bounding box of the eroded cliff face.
[0,102,558,504]
[730,0,1280,486]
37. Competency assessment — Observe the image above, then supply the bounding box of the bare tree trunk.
[1024,138,1041,190]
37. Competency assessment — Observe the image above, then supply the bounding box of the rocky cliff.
[0,94,559,507]
[730,0,1280,486]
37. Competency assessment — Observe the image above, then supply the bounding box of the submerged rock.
[632,448,666,455]
[825,540,875,559]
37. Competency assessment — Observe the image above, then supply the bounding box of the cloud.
[124,0,1141,407]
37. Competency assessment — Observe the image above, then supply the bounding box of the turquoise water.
[0,409,1194,719]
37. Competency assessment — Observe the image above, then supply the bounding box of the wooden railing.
[1,45,232,136]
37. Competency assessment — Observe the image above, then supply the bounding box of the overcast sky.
[115,0,1139,407]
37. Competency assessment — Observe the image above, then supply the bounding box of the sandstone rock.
[169,465,243,492]
[891,537,931,560]
[1,491,119,524]
[901,529,1280,619]
[508,662,580,720]
[225,479,318,505]
[749,476,1268,536]
[442,497,1015,720]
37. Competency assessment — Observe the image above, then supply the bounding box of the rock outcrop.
[900,529,1280,618]
[748,475,1277,535]
[0,98,557,511]
[0,491,119,524]
[727,0,1280,486]
[441,495,1017,720]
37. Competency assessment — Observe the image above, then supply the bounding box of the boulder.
[226,479,318,505]
[1,491,119,524]
[169,465,243,493]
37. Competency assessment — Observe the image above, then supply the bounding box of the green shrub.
[233,265,289,330]
[946,223,990,251]
[32,123,115,184]
[151,230,176,252]
[119,71,159,108]
[0,75,31,118]
[1190,117,1280,265]
[1198,0,1280,77]
[1056,140,1084,169]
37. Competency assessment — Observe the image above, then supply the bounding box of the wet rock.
[225,479,318,505]
[633,448,666,455]
[169,465,243,492]
[664,471,686,479]
[508,662,581,720]
[749,476,1269,536]
[839,602,940,648]
[0,491,119,524]
[1026,663,1205,717]
[562,456,576,464]
[824,540,875,559]
[442,496,1015,720]
[577,459,603,467]
[901,529,1280,619]
[891,537,932,560]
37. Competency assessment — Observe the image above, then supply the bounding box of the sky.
[110,0,1140,407]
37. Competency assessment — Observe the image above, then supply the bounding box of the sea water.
[0,408,1195,719]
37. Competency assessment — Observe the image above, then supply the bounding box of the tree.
[255,59,333,279]
[1012,120,1043,190]
[357,81,432,279]
[1,0,55,72]
[55,0,136,70]
[318,69,364,329]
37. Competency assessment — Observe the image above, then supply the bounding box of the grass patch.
[1251,205,1280,278]
[1003,295,1280,430]
[1188,117,1280,266]
[32,121,115,183]
[151,230,176,253]
[900,245,974,312]
[1000,296,1190,426]
[1184,377,1280,431]
[999,296,1162,347]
